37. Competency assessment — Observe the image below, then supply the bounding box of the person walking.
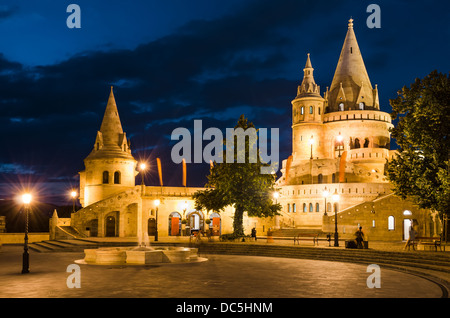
[355,226,364,249]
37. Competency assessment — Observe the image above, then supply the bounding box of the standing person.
[355,226,364,249]
[251,227,257,241]
[404,226,417,251]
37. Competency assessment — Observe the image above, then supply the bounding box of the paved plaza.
[0,244,446,299]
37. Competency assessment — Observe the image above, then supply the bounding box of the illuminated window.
[301,106,304,115]
[403,210,412,216]
[114,171,121,184]
[303,203,307,212]
[388,216,395,230]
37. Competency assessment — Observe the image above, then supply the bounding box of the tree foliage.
[387,70,450,217]
[193,115,281,235]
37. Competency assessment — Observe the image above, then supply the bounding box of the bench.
[416,236,444,251]
[293,233,319,246]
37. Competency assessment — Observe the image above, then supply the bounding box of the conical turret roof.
[295,53,322,98]
[85,87,135,160]
[327,19,376,111]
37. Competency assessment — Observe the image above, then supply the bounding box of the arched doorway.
[105,214,117,237]
[403,219,412,241]
[209,212,221,236]
[187,210,204,235]
[169,212,181,236]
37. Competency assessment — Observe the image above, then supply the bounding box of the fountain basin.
[76,246,205,265]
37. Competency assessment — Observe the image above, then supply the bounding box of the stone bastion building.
[50,19,441,243]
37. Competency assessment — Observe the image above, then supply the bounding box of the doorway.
[105,216,116,237]
[403,219,412,241]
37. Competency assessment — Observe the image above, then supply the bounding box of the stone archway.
[105,212,119,237]
[187,210,204,235]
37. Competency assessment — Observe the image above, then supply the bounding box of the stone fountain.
[75,245,206,265]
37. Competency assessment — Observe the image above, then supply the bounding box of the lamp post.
[273,191,280,229]
[322,189,329,216]
[332,191,340,247]
[21,193,32,274]
[139,162,147,186]
[336,133,343,157]
[154,199,160,242]
[70,190,77,213]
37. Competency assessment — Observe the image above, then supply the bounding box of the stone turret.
[326,19,379,112]
[79,87,137,207]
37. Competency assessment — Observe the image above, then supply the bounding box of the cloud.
[0,5,18,21]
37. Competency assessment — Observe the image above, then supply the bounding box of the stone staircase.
[193,243,450,283]
[28,238,137,253]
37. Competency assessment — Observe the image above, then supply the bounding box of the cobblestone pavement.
[0,245,445,298]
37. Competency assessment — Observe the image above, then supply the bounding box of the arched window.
[315,203,320,212]
[303,203,307,212]
[309,203,313,212]
[332,173,336,183]
[388,216,395,230]
[114,171,121,184]
[293,203,296,213]
[364,138,369,148]
[354,138,360,149]
[301,106,304,115]
[309,106,313,114]
[318,174,323,184]
[359,102,365,110]
[339,103,344,111]
[102,171,109,184]
[287,203,291,213]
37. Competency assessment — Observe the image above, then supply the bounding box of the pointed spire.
[86,87,134,160]
[327,19,374,112]
[296,53,321,98]
[99,86,124,147]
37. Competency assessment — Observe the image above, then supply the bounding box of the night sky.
[0,0,449,205]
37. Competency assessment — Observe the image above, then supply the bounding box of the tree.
[193,115,281,236]
[387,70,450,218]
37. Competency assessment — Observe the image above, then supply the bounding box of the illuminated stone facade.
[60,19,439,243]
[275,19,438,240]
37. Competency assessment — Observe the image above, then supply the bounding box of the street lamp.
[70,190,77,213]
[332,191,340,247]
[273,191,279,202]
[21,193,32,274]
[322,189,329,216]
[336,133,343,157]
[139,162,147,186]
[309,135,314,159]
[154,199,160,242]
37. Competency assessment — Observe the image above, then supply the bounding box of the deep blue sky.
[0,0,449,205]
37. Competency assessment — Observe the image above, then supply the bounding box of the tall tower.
[292,53,325,161]
[79,87,137,207]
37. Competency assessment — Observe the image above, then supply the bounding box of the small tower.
[79,87,138,207]
[291,53,325,160]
